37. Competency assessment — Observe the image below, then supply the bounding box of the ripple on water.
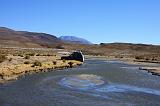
[96,84,160,96]
[59,74,160,97]
[59,74,105,90]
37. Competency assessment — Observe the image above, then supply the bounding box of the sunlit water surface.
[0,59,160,106]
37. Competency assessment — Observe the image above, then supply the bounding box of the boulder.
[61,51,84,62]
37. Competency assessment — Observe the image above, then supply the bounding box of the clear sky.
[0,0,160,44]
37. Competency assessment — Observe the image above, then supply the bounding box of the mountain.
[0,27,63,48]
[59,36,92,44]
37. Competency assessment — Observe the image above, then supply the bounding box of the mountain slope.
[59,36,92,44]
[0,27,63,48]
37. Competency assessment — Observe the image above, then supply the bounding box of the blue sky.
[0,0,160,44]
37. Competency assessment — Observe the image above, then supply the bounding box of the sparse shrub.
[30,53,35,56]
[152,58,157,61]
[120,56,123,58]
[9,58,12,62]
[47,54,54,56]
[26,53,35,56]
[135,56,143,60]
[0,55,7,63]
[24,55,30,59]
[52,61,57,65]
[13,54,17,56]
[47,54,51,56]
[24,61,30,64]
[68,62,74,67]
[36,54,41,56]
[55,45,65,49]
[31,61,42,67]
[40,54,47,56]
[18,54,23,57]
[63,60,66,63]
[100,43,106,46]
[135,56,139,59]
[115,55,123,58]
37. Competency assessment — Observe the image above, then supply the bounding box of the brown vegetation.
[0,54,7,63]
[32,61,42,67]
[0,48,82,83]
[24,61,30,64]
[68,62,74,67]
[24,55,30,59]
[52,61,57,65]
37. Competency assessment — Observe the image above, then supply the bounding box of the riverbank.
[116,57,160,76]
[0,48,82,83]
[118,58,160,76]
[85,55,160,76]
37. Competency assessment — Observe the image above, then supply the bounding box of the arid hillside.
[0,27,63,48]
[63,43,160,63]
[64,43,160,55]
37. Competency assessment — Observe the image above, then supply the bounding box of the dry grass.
[24,61,30,64]
[24,55,30,59]
[68,62,74,67]
[0,54,7,63]
[32,61,42,67]
[0,47,82,82]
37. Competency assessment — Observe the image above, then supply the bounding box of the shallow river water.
[0,59,160,106]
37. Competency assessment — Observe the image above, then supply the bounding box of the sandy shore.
[0,54,82,83]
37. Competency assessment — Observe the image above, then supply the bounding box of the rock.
[61,51,84,62]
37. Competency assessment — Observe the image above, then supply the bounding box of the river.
[0,58,160,106]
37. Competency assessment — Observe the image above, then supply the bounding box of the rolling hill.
[0,27,63,48]
[1,26,160,57]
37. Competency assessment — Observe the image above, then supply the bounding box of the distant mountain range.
[0,27,93,48]
[59,36,92,44]
[1,26,159,55]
